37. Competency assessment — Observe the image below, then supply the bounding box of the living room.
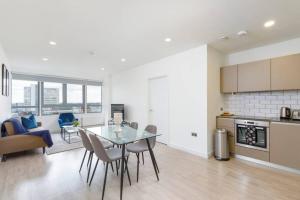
[1,1,300,200]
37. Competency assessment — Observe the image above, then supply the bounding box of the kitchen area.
[217,53,300,173]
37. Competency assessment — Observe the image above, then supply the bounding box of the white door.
[148,76,169,144]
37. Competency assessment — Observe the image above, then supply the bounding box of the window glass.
[87,85,102,103]
[43,82,63,104]
[12,80,39,115]
[67,84,83,104]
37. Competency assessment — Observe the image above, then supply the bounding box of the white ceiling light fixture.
[42,57,49,61]
[237,30,248,37]
[264,20,275,28]
[101,67,105,71]
[219,36,229,40]
[164,37,172,42]
[49,41,57,46]
[121,58,126,62]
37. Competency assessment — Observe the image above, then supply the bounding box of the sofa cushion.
[22,115,38,130]
[10,118,27,134]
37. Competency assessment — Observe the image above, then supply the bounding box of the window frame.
[11,79,40,115]
[11,73,102,116]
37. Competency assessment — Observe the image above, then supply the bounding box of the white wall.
[0,43,11,123]
[226,37,300,65]
[112,45,209,157]
[207,46,225,155]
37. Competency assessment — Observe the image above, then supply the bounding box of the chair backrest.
[88,134,110,162]
[130,122,138,130]
[145,125,157,148]
[59,113,75,122]
[79,129,94,152]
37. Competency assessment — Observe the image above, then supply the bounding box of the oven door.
[236,124,248,145]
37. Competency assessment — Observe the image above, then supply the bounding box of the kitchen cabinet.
[216,117,235,154]
[238,59,270,92]
[270,122,300,170]
[271,54,300,90]
[220,65,237,93]
[235,146,269,162]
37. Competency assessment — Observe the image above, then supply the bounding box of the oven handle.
[255,127,265,130]
[237,124,247,128]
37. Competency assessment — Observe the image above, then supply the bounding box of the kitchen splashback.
[223,90,300,118]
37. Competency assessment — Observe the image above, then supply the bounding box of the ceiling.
[0,0,300,78]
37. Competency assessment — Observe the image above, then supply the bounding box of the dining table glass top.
[85,125,160,145]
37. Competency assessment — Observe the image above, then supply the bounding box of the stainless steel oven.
[235,119,269,151]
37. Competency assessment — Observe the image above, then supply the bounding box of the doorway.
[148,76,169,144]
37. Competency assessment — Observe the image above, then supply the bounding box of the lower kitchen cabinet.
[270,122,300,170]
[216,118,235,154]
[235,146,269,162]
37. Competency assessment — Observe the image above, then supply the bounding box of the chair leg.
[124,157,131,186]
[89,158,99,186]
[115,161,119,176]
[87,153,93,183]
[142,152,144,165]
[102,162,109,200]
[1,154,7,162]
[110,162,114,172]
[136,153,140,182]
[79,149,87,173]
[42,147,46,154]
[87,152,91,167]
[155,158,160,173]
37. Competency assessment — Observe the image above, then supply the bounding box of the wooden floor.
[1,143,300,200]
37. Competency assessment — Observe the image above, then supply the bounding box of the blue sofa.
[58,113,78,133]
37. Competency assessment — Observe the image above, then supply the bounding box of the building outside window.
[12,80,39,115]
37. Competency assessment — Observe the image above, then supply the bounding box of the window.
[67,84,83,104]
[11,73,102,115]
[43,82,63,105]
[86,85,102,113]
[12,80,39,115]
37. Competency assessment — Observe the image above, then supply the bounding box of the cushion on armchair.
[58,113,77,128]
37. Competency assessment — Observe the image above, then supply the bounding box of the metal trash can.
[214,128,230,161]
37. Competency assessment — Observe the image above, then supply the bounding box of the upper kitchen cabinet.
[220,65,237,93]
[271,54,300,90]
[238,59,271,92]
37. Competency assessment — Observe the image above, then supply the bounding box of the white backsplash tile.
[223,90,300,117]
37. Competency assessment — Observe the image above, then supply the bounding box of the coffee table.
[62,125,80,144]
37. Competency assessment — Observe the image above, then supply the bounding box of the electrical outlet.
[191,132,197,137]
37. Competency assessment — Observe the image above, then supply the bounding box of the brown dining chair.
[79,129,113,183]
[126,125,159,182]
[88,134,131,200]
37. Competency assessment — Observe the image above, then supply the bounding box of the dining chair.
[129,122,138,130]
[88,134,131,200]
[126,125,159,182]
[79,129,113,183]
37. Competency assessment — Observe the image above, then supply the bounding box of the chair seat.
[101,140,113,149]
[60,122,73,127]
[126,141,149,153]
[106,148,129,161]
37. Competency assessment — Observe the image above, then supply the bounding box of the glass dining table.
[86,125,160,200]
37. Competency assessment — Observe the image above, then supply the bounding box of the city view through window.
[12,79,102,115]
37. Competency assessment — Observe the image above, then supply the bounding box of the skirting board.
[235,154,300,175]
[169,143,210,159]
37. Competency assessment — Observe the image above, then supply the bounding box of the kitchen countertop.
[217,115,300,124]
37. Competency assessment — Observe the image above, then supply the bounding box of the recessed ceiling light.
[42,58,49,61]
[237,30,248,37]
[264,20,275,28]
[121,58,126,62]
[164,38,172,42]
[49,41,56,46]
[219,36,229,40]
[101,67,105,71]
